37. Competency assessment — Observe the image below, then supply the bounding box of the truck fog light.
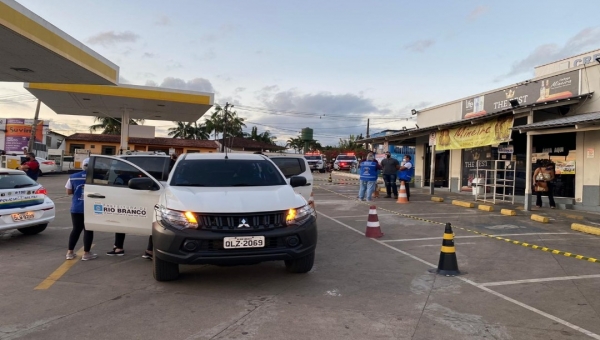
[183,240,199,251]
[285,236,300,247]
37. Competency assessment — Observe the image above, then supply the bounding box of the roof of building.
[222,137,286,151]
[513,111,600,132]
[66,133,219,149]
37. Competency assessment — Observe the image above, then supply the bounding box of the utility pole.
[221,102,231,152]
[27,99,41,155]
[365,118,370,151]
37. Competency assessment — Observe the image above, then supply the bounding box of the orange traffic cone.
[396,181,409,204]
[365,205,384,238]
[308,192,315,210]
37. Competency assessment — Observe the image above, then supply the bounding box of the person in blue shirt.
[398,155,414,201]
[65,158,97,261]
[358,152,382,201]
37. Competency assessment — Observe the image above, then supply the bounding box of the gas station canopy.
[24,83,214,121]
[0,0,118,84]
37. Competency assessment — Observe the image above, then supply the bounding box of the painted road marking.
[480,274,600,287]
[333,214,396,218]
[382,233,576,242]
[316,186,600,264]
[34,246,89,290]
[318,211,600,340]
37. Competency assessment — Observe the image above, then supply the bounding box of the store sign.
[436,116,514,151]
[5,119,45,153]
[429,132,436,146]
[498,145,514,154]
[531,152,549,163]
[555,160,575,175]
[461,70,580,119]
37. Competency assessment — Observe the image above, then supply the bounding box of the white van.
[257,152,314,203]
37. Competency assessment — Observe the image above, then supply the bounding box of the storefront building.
[362,49,600,212]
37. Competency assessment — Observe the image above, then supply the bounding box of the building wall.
[579,130,600,206]
[534,49,600,77]
[450,149,461,192]
[414,136,427,188]
[417,102,462,129]
[65,140,217,155]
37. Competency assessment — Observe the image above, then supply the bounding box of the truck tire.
[17,224,47,235]
[153,252,179,281]
[284,251,315,273]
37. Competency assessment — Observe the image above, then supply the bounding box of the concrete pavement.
[0,173,599,339]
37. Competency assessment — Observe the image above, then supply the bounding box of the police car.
[0,168,55,235]
[304,153,326,173]
[333,153,358,171]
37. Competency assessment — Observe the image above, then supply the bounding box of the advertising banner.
[5,119,44,153]
[436,116,514,151]
[462,70,580,119]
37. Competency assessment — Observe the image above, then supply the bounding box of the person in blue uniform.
[65,158,97,261]
[358,152,381,201]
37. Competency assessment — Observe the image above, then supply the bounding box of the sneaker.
[106,249,125,256]
[142,252,153,260]
[82,253,98,261]
[66,253,76,260]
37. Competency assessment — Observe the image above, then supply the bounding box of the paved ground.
[1,172,600,339]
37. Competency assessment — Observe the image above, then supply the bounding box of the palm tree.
[204,104,247,139]
[168,121,209,140]
[89,117,142,135]
[246,126,277,145]
[286,136,303,153]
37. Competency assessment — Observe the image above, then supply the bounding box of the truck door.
[83,155,163,236]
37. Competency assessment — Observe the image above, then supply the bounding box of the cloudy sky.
[2,0,600,146]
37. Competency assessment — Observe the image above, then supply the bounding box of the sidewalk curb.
[452,200,475,208]
[571,223,600,236]
[531,214,550,223]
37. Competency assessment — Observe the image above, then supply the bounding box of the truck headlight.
[156,206,198,230]
[286,204,316,226]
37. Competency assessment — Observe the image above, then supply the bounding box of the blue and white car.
[0,169,55,235]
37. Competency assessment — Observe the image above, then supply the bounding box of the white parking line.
[332,214,396,218]
[381,232,575,243]
[318,211,600,340]
[480,275,600,287]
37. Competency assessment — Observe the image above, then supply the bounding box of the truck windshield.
[170,159,287,187]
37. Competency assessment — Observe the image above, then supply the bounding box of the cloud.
[194,49,216,61]
[159,77,215,93]
[403,39,435,53]
[87,31,140,46]
[467,6,488,21]
[155,15,171,26]
[497,27,600,80]
[199,24,235,43]
[142,52,156,58]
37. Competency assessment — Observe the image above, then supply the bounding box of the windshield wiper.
[232,183,257,187]
[14,184,34,188]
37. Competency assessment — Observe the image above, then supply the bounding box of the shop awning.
[514,111,600,133]
[0,0,118,84]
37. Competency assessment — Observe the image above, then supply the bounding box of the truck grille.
[196,211,287,232]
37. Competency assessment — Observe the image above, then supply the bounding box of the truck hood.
[162,185,307,213]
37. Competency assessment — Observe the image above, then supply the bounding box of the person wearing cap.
[65,158,97,261]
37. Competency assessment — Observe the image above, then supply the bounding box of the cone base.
[429,268,462,276]
[365,229,384,238]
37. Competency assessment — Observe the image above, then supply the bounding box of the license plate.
[223,236,265,249]
[11,212,35,222]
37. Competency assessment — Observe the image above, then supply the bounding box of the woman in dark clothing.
[533,159,556,209]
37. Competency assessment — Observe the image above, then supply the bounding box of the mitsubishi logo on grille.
[237,218,250,228]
